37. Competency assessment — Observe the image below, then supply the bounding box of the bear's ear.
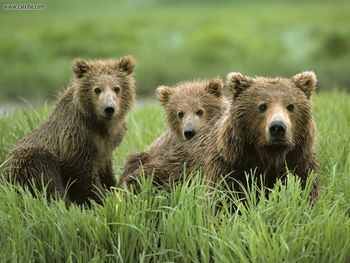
[118,55,135,75]
[156,85,174,106]
[226,72,253,98]
[292,71,317,99]
[206,77,224,97]
[72,58,90,78]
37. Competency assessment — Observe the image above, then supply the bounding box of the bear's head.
[226,71,316,153]
[156,78,225,140]
[72,56,135,121]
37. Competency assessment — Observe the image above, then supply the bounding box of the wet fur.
[127,72,320,201]
[119,78,227,191]
[3,56,135,205]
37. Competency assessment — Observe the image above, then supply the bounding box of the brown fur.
[3,56,136,205]
[118,78,227,191]
[129,72,320,201]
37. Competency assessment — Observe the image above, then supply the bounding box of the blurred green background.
[0,0,349,103]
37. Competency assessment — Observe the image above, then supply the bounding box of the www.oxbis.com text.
[2,3,45,10]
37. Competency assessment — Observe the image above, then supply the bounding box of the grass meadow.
[0,91,349,262]
[1,0,350,261]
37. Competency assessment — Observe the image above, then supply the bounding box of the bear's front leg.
[100,160,117,190]
[297,150,320,203]
[120,151,151,180]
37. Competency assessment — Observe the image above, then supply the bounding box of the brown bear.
[123,71,320,201]
[3,56,136,205]
[118,78,227,191]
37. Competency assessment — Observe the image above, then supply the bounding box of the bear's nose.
[104,107,115,115]
[269,121,286,137]
[184,130,196,140]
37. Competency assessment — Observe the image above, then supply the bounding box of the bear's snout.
[100,92,117,118]
[269,121,286,138]
[265,107,292,145]
[184,129,196,140]
[104,106,115,116]
[183,122,196,140]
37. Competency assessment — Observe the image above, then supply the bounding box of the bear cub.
[4,56,136,205]
[118,78,227,191]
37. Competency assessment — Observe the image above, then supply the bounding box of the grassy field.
[1,0,350,101]
[0,91,349,262]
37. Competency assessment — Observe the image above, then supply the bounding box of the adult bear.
[126,72,320,202]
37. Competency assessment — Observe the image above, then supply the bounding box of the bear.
[3,56,136,205]
[123,71,320,201]
[118,78,227,192]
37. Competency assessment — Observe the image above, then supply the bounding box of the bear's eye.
[113,86,120,93]
[259,103,268,113]
[196,109,204,117]
[287,104,295,112]
[94,87,101,94]
[177,111,184,119]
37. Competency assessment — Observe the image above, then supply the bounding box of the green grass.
[0,91,349,262]
[1,0,350,101]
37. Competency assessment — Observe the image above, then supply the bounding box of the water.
[0,99,154,117]
[0,102,33,117]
